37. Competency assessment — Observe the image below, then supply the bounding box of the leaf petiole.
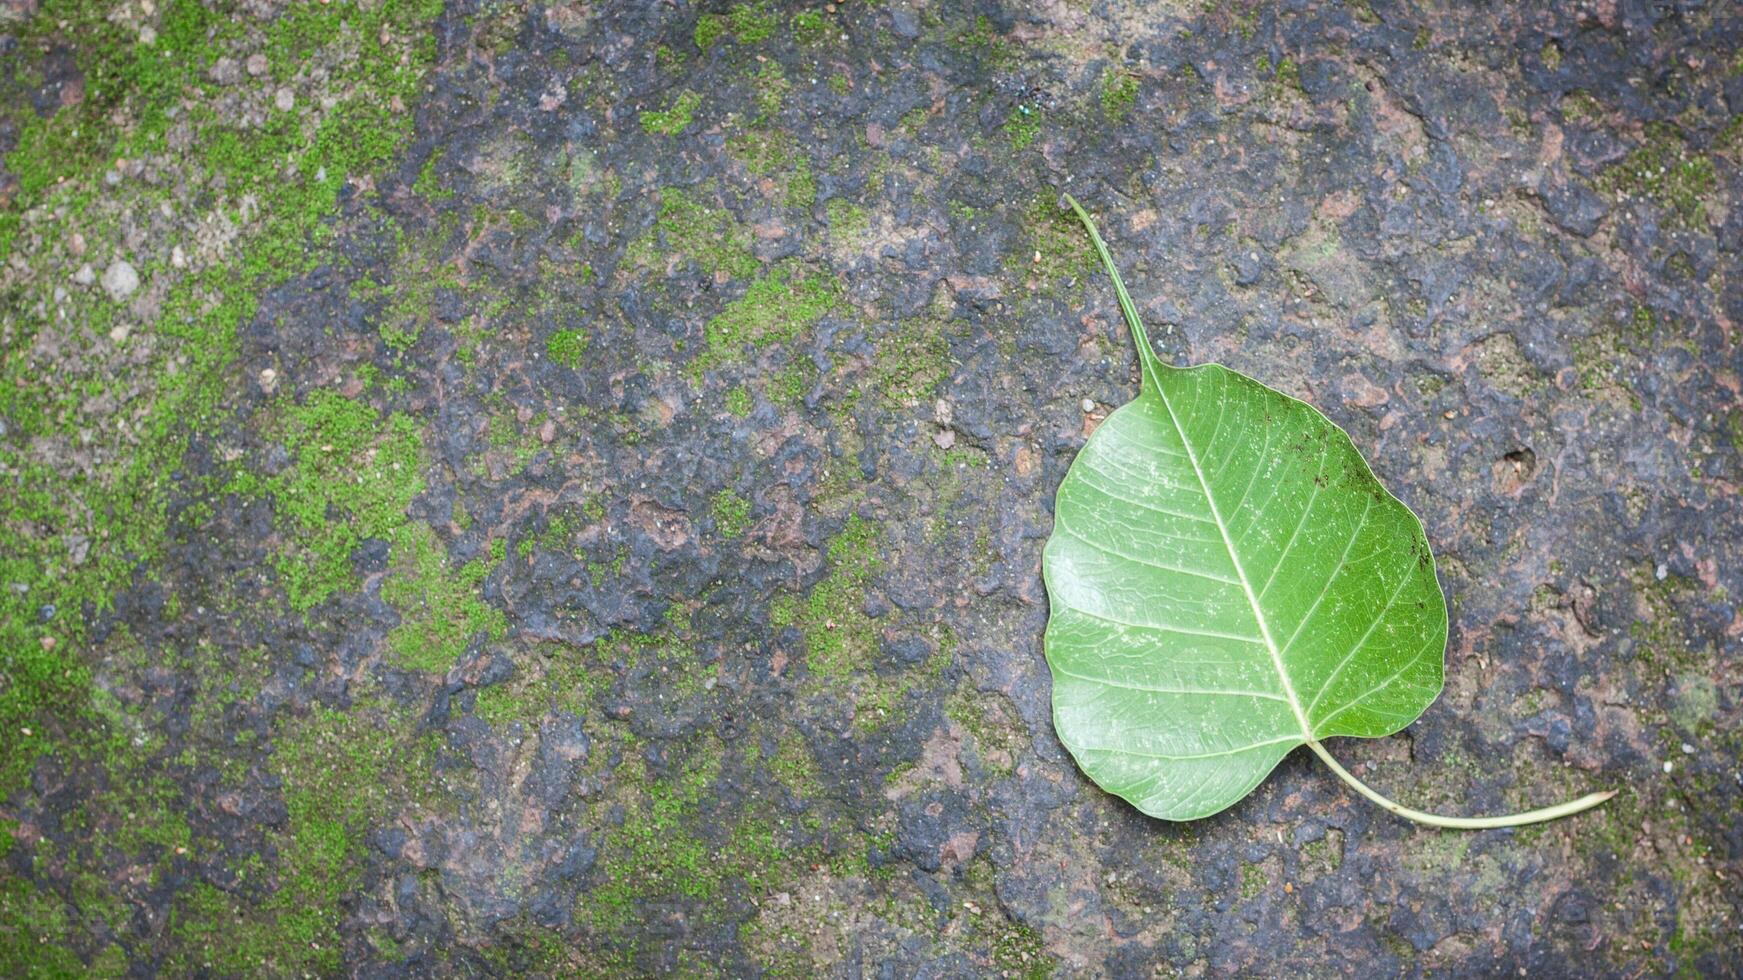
[1307,739,1616,829]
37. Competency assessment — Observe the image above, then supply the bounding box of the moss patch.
[1598,123,1719,226]
[692,262,844,378]
[695,3,779,51]
[231,390,426,612]
[546,328,590,369]
[381,524,508,673]
[640,89,702,136]
[711,489,753,539]
[772,513,881,682]
[1100,69,1139,121]
[168,706,440,975]
[627,186,761,281]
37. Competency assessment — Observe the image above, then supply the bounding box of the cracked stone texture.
[1,1,1740,977]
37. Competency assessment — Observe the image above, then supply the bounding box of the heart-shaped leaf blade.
[1046,359,1446,820]
[1045,196,1613,827]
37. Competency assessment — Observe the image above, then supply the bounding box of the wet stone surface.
[1,1,1740,976]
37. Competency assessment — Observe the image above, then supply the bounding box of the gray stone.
[100,260,139,300]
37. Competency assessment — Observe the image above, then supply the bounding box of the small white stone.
[1081,398,1096,413]
[1663,760,1674,774]
[101,260,140,300]
[1681,742,1695,755]
[259,368,279,394]
[1656,563,1668,581]
[246,53,269,76]
[139,25,157,45]
[274,87,295,112]
[73,264,96,285]
[171,245,187,268]
[110,324,130,343]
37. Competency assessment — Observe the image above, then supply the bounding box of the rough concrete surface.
[1,0,1739,976]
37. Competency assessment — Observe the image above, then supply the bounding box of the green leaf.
[1044,196,1613,828]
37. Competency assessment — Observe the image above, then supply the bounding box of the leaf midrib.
[1149,374,1316,740]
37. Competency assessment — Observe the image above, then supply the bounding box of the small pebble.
[1663,760,1673,774]
[274,87,295,112]
[101,260,140,300]
[1081,398,1096,413]
[259,367,279,394]
[73,264,96,285]
[1681,743,1695,755]
[209,56,241,86]
[246,53,269,76]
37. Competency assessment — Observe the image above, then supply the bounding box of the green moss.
[953,14,1014,69]
[711,489,753,539]
[413,147,453,201]
[473,630,637,729]
[775,514,881,681]
[1238,861,1266,899]
[692,262,843,377]
[0,877,82,976]
[1599,123,1718,226]
[1560,90,1604,125]
[381,524,507,673]
[769,731,820,797]
[1005,104,1042,151]
[1100,69,1139,121]
[695,14,728,50]
[695,2,777,50]
[873,320,951,408]
[371,248,463,355]
[627,186,760,281]
[168,705,438,974]
[751,60,790,119]
[546,328,589,369]
[1274,57,1301,90]
[583,740,791,945]
[944,688,1021,777]
[1628,566,1704,670]
[1012,193,1096,291]
[826,198,870,243]
[792,10,830,45]
[0,0,446,801]
[727,129,815,209]
[990,919,1052,978]
[1570,328,1642,411]
[730,3,779,43]
[725,386,754,416]
[767,361,813,407]
[228,390,426,611]
[640,89,702,136]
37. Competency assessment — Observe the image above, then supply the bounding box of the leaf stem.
[1306,739,1615,829]
[1061,193,1163,391]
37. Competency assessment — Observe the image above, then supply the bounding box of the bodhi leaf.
[1043,195,1613,829]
